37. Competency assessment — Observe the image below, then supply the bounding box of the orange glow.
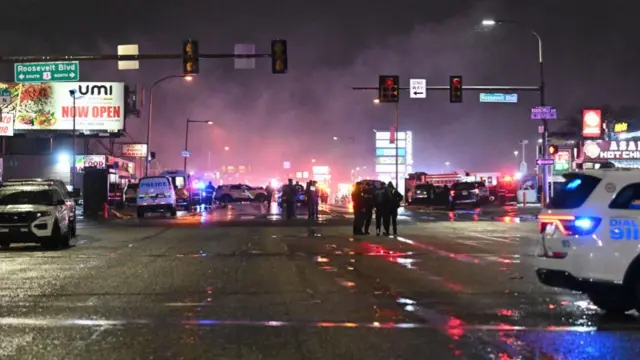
[184,75,193,81]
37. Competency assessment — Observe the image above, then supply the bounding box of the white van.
[136,176,177,218]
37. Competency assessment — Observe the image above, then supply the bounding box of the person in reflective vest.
[204,182,215,208]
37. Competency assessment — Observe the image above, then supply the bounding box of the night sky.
[1,0,637,177]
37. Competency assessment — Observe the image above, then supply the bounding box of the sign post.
[409,79,426,98]
[14,61,80,83]
[536,158,554,166]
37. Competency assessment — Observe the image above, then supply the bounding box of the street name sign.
[409,78,426,98]
[531,106,557,120]
[0,89,10,105]
[181,150,191,157]
[536,158,554,166]
[14,61,80,83]
[479,93,518,103]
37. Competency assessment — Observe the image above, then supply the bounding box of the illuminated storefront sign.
[583,140,640,160]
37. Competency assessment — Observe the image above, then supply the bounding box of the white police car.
[0,184,72,249]
[535,169,640,313]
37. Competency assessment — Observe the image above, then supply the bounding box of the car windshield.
[0,187,55,206]
[453,182,477,190]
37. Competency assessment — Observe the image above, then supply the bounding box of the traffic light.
[182,40,199,75]
[449,75,462,103]
[271,39,288,74]
[378,75,399,103]
[548,144,558,156]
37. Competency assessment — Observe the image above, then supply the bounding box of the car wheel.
[59,226,71,248]
[42,223,63,250]
[0,240,10,249]
[254,194,266,203]
[587,290,634,313]
[137,208,145,218]
[170,207,177,217]
[220,194,233,203]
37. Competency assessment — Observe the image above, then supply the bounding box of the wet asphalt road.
[2,204,639,359]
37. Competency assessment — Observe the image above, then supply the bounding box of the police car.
[0,184,72,249]
[535,169,640,313]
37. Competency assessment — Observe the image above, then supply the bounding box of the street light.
[514,150,518,157]
[332,136,338,140]
[224,146,229,151]
[183,119,214,173]
[373,98,380,104]
[311,159,316,163]
[482,18,547,202]
[145,74,192,176]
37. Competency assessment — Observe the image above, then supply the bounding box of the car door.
[240,185,254,200]
[59,184,77,220]
[52,190,69,232]
[229,185,244,200]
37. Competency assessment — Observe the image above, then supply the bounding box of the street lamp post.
[482,19,547,202]
[183,119,213,173]
[69,90,77,188]
[145,75,192,176]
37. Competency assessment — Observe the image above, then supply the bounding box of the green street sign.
[14,61,80,83]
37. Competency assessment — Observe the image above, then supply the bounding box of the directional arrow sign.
[536,158,554,166]
[14,61,80,83]
[410,78,426,99]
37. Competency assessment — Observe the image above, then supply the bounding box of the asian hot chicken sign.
[583,140,640,160]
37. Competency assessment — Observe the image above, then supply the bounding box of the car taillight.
[450,190,455,196]
[538,214,601,236]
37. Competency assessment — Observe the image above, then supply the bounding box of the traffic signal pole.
[0,53,272,63]
[395,102,399,187]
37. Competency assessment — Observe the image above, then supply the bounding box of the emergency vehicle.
[159,170,191,209]
[405,172,472,203]
[535,169,640,313]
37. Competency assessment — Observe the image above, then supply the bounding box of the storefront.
[74,155,135,189]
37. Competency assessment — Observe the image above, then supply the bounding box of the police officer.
[283,179,296,219]
[387,182,404,236]
[312,181,320,219]
[352,183,365,235]
[362,183,375,234]
[374,183,391,236]
[204,181,215,209]
[265,183,274,210]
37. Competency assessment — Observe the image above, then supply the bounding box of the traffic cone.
[103,203,109,219]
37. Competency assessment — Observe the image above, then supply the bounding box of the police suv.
[0,184,72,249]
[535,169,640,313]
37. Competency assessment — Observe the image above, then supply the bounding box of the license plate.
[462,191,468,195]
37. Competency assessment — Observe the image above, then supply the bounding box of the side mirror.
[56,199,66,206]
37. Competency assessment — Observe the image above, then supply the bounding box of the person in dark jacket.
[374,183,391,236]
[351,183,365,235]
[283,179,296,219]
[362,184,375,234]
[305,181,319,220]
[387,182,404,235]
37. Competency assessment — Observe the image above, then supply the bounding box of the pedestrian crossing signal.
[271,39,288,74]
[182,40,199,75]
[449,75,462,103]
[378,75,399,103]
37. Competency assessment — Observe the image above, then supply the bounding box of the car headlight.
[36,212,52,218]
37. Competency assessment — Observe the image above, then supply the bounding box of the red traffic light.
[452,78,461,87]
[385,78,394,86]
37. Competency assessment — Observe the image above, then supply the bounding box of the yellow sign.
[614,122,628,133]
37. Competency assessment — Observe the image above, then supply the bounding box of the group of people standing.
[352,181,403,236]
[278,179,321,220]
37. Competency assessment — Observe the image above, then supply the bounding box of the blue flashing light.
[574,217,595,231]
[566,178,582,190]
[573,216,601,235]
[196,182,205,189]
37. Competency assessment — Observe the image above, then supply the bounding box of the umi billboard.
[0,82,125,133]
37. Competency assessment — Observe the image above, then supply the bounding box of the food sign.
[121,144,147,157]
[583,140,640,160]
[553,150,571,174]
[75,155,106,172]
[0,113,13,136]
[0,82,124,132]
[582,109,602,138]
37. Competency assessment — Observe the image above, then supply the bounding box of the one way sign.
[410,78,426,99]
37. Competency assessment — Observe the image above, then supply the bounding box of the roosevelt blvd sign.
[536,158,554,166]
[14,61,80,83]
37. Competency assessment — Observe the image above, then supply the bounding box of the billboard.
[583,140,640,160]
[582,109,602,138]
[1,82,125,133]
[75,155,106,172]
[121,144,147,157]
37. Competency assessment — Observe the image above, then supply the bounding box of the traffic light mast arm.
[0,53,273,63]
[353,85,540,91]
